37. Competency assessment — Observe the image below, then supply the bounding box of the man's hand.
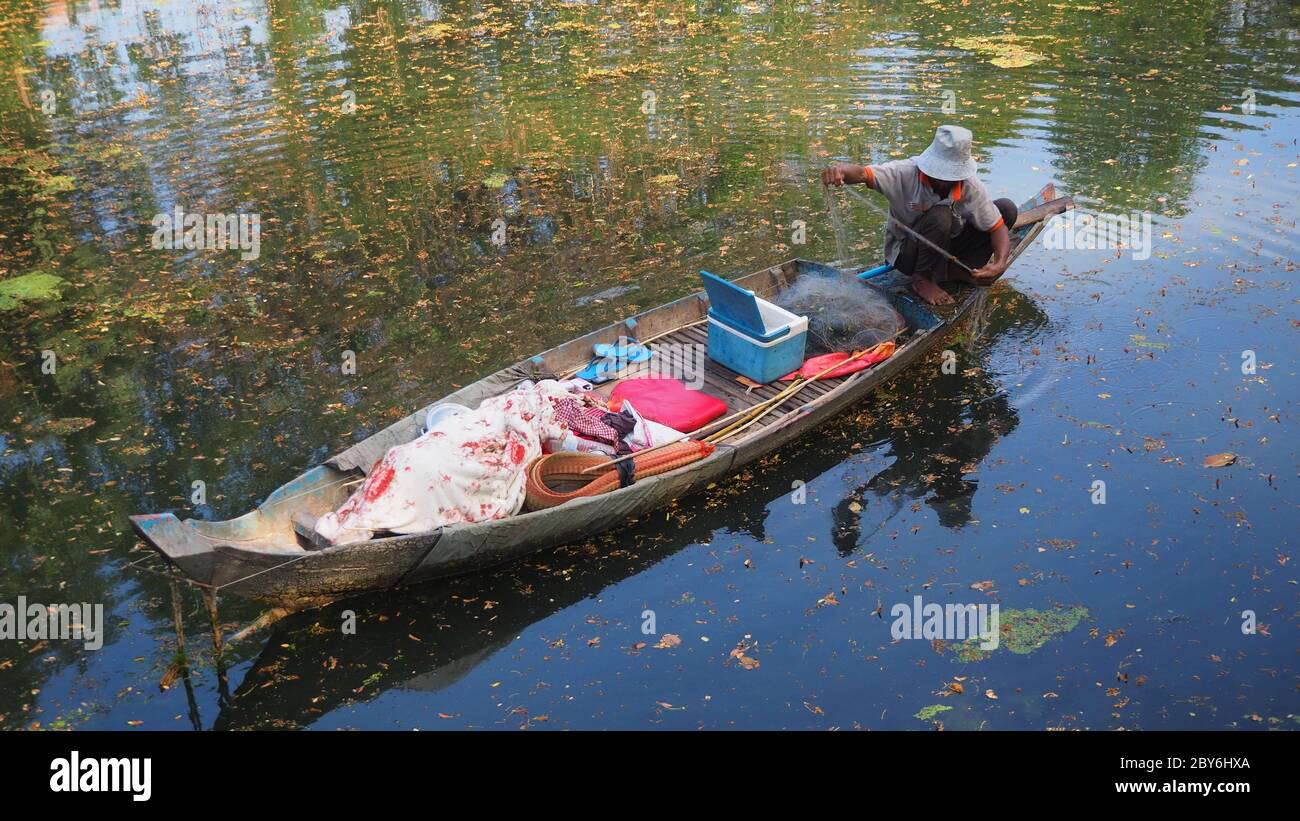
[972,224,1012,286]
[971,260,1007,286]
[821,163,866,187]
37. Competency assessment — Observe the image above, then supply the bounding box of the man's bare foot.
[910,275,954,305]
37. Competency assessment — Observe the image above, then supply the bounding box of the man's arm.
[821,163,874,187]
[972,224,1010,284]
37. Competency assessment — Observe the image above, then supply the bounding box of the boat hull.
[130,186,1065,609]
[130,283,983,607]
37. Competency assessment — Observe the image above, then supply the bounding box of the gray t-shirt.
[865,158,1005,264]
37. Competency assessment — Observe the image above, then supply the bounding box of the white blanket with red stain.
[314,381,572,545]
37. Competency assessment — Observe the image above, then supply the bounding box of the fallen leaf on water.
[1203,452,1236,468]
[159,663,181,691]
[654,634,681,649]
[41,417,95,435]
[985,689,998,700]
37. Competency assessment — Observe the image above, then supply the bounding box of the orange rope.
[525,441,715,510]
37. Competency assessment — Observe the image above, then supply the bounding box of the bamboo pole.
[706,343,890,444]
[577,390,794,475]
[578,341,894,474]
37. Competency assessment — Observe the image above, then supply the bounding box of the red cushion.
[609,377,728,432]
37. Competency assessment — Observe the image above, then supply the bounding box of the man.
[821,125,1017,305]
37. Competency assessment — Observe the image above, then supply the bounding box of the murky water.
[1,0,1297,730]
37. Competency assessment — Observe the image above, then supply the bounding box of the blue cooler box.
[700,271,808,384]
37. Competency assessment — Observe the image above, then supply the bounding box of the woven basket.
[525,441,715,510]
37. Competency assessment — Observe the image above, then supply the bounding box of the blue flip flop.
[575,355,621,384]
[593,337,652,363]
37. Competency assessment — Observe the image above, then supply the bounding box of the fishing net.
[823,186,851,267]
[775,274,906,354]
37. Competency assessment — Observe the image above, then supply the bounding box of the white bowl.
[424,403,471,433]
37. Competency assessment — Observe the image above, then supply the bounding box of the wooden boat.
[130,184,1071,609]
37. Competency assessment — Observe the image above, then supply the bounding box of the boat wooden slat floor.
[594,324,851,435]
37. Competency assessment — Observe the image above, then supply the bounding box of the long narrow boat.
[131,184,1071,609]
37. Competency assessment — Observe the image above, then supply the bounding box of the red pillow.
[609,377,728,432]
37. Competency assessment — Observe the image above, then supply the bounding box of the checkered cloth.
[553,397,634,450]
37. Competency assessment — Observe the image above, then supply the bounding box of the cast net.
[774,275,906,355]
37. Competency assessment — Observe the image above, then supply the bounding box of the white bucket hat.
[914,125,977,181]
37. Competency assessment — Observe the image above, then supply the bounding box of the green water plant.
[956,607,1089,662]
[0,271,65,310]
[914,704,952,721]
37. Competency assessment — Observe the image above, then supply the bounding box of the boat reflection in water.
[831,287,1047,550]
[214,285,1043,730]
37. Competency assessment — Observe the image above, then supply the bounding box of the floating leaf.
[40,417,95,435]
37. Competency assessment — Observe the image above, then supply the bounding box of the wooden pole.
[161,578,190,692]
[201,588,229,703]
[168,579,186,654]
[228,607,294,645]
[202,589,223,660]
[1012,196,1075,229]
